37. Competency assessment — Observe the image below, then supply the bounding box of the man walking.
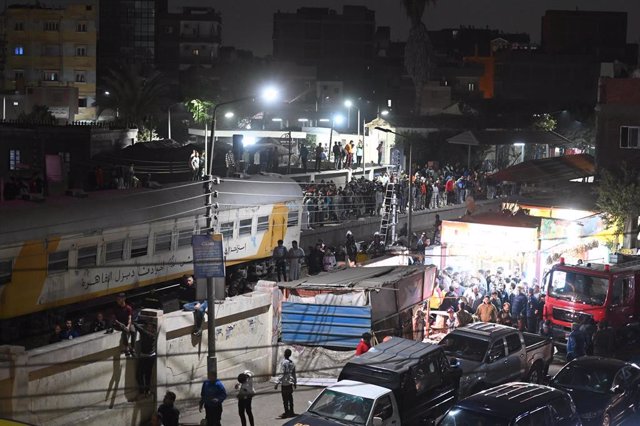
[199,370,227,426]
[272,240,288,282]
[275,348,297,418]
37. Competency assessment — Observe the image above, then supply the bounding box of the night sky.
[170,0,640,57]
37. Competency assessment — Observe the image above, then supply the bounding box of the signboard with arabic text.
[192,233,225,278]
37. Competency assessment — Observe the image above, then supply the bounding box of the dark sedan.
[550,356,640,426]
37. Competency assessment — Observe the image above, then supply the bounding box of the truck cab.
[286,337,461,426]
[543,256,640,346]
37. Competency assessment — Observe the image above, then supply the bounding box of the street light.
[376,126,413,247]
[344,99,353,129]
[205,86,279,376]
[224,111,234,119]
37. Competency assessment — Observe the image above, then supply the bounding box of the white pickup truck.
[284,337,461,426]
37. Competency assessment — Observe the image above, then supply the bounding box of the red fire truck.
[543,255,640,347]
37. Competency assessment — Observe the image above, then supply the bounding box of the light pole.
[376,126,413,247]
[204,87,278,375]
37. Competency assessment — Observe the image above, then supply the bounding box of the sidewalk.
[180,382,322,425]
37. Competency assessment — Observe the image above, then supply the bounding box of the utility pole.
[284,131,292,174]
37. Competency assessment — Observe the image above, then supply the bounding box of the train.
[0,173,302,346]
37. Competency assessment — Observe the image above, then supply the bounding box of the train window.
[131,236,148,258]
[0,259,12,285]
[287,210,299,227]
[48,251,69,274]
[177,229,193,248]
[257,216,269,232]
[239,219,252,236]
[154,231,172,253]
[77,246,97,268]
[221,222,234,240]
[105,240,124,263]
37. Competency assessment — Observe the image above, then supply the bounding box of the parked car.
[549,356,640,426]
[285,337,461,426]
[439,322,554,396]
[438,382,582,426]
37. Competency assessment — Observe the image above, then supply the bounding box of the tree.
[401,0,436,115]
[98,65,169,134]
[596,164,640,249]
[185,99,214,126]
[18,105,56,124]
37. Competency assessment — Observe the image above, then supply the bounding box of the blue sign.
[192,234,225,278]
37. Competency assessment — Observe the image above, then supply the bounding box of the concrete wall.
[0,288,275,425]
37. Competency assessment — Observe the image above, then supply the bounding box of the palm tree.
[401,0,436,115]
[98,65,170,133]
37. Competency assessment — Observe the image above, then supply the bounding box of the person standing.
[199,370,227,426]
[345,231,357,267]
[299,144,309,173]
[332,142,341,169]
[235,370,255,426]
[455,301,474,327]
[133,319,158,397]
[525,288,541,333]
[355,332,372,355]
[475,296,498,323]
[190,152,200,181]
[567,323,588,361]
[272,239,288,282]
[158,391,180,426]
[592,321,615,357]
[356,141,364,168]
[60,319,80,340]
[113,293,136,356]
[377,141,383,166]
[314,143,323,172]
[275,349,297,418]
[287,240,305,281]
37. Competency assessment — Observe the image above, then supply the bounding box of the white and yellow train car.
[0,174,302,343]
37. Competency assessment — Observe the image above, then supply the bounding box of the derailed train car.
[0,174,302,345]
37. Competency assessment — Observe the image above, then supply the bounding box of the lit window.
[192,48,200,56]
[76,22,87,32]
[287,211,299,227]
[14,46,24,56]
[75,71,86,83]
[9,150,20,170]
[78,246,97,268]
[48,251,69,274]
[43,70,59,81]
[14,22,24,31]
[620,126,640,149]
[468,82,476,92]
[75,46,87,57]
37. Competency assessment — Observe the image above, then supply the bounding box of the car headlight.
[581,410,604,420]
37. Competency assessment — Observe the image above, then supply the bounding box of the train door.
[608,275,635,328]
[270,205,287,247]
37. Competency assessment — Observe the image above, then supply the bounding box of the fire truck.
[543,255,640,347]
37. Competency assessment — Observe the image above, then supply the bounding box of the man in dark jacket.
[511,285,528,322]
[133,319,158,396]
[525,288,541,333]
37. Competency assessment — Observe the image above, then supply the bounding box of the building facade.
[595,76,640,170]
[1,3,97,121]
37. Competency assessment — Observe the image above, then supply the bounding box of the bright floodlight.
[344,99,353,108]
[381,110,389,116]
[224,111,234,119]
[261,86,279,103]
[513,142,525,147]
[333,114,345,125]
[243,136,256,146]
[272,117,283,122]
[298,118,309,122]
[319,118,330,122]
[104,91,110,96]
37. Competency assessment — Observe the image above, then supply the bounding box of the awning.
[489,153,595,184]
[447,129,571,146]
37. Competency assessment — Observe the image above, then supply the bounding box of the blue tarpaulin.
[281,302,372,349]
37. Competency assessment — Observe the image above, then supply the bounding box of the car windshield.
[308,389,374,425]
[439,334,488,362]
[548,270,608,306]
[439,408,509,426]
[552,364,617,394]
